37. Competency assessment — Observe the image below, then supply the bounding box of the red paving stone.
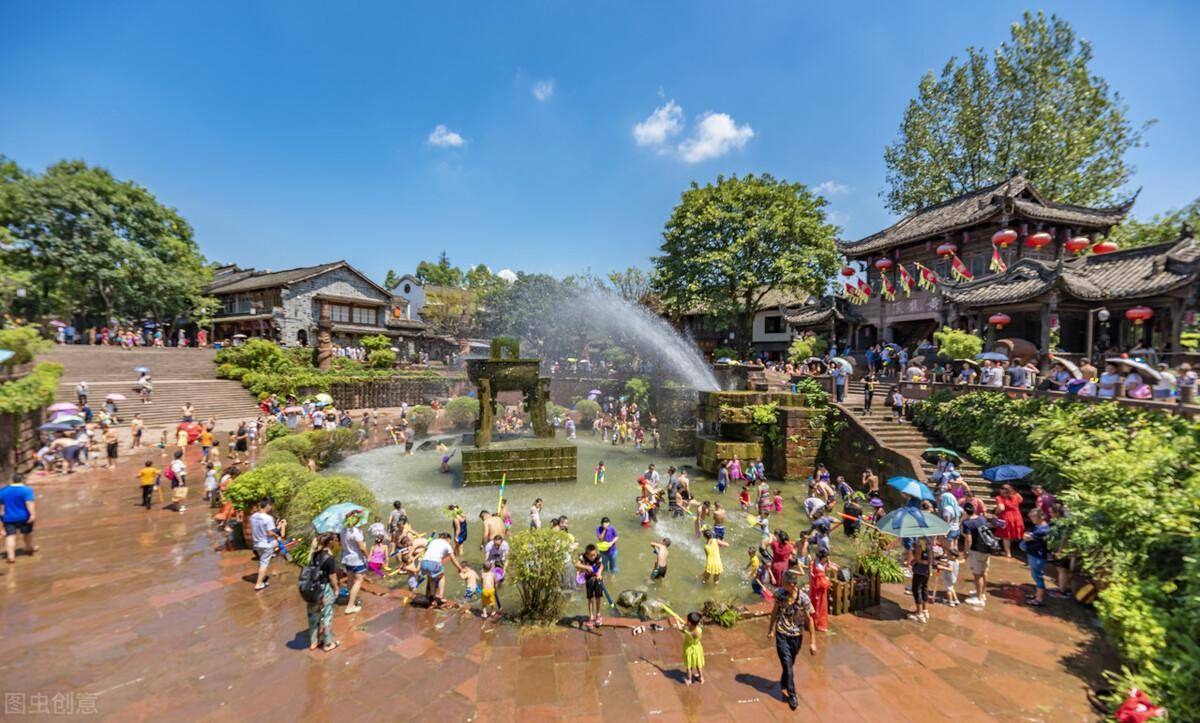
[0,443,1118,721]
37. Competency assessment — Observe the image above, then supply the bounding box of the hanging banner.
[914,262,939,291]
[881,271,897,301]
[990,244,1008,274]
[950,253,974,282]
[857,277,873,300]
[897,263,916,297]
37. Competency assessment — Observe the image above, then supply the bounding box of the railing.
[896,381,1200,419]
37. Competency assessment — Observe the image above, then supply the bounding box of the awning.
[314,293,388,307]
[213,314,274,324]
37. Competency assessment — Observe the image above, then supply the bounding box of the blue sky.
[3,1,1197,281]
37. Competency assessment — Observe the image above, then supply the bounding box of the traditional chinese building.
[834,173,1199,359]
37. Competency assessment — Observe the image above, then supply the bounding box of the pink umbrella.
[283,406,303,414]
[48,402,79,412]
[105,393,127,401]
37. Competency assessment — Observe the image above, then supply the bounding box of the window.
[764,315,784,334]
[353,307,377,325]
[403,283,411,294]
[328,304,350,323]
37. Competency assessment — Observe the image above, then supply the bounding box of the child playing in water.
[773,490,784,514]
[649,538,670,580]
[460,564,481,601]
[738,485,751,510]
[367,534,388,577]
[712,503,726,540]
[594,461,606,484]
[480,567,499,618]
[678,611,705,686]
[694,501,710,537]
[715,462,728,494]
[637,497,652,528]
[702,529,729,585]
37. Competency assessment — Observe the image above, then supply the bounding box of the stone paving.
[0,439,1115,721]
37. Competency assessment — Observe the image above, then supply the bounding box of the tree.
[1109,197,1200,250]
[464,264,504,297]
[606,267,652,303]
[652,174,840,355]
[0,156,212,325]
[883,11,1149,214]
[478,272,584,359]
[422,285,479,337]
[383,269,403,291]
[933,326,983,360]
[415,251,464,287]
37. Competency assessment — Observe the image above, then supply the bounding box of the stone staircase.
[42,346,262,434]
[841,379,995,498]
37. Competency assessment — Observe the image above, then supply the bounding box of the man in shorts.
[1,473,38,563]
[169,450,188,513]
[961,502,993,607]
[250,499,286,591]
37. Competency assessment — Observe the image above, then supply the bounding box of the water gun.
[658,602,686,624]
[497,473,506,513]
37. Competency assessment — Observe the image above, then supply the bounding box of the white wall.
[394,275,426,321]
[752,310,794,344]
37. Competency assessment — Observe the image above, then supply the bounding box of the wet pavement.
[1,441,1115,721]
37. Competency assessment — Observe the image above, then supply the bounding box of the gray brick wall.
[279,267,391,346]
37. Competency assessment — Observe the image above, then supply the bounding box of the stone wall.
[820,407,921,508]
[1,409,45,482]
[461,444,578,486]
[314,376,471,410]
[695,390,825,481]
[280,267,392,346]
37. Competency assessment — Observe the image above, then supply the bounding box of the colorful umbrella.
[47,402,79,412]
[133,366,150,373]
[38,422,75,432]
[1048,355,1082,379]
[51,414,84,425]
[875,507,950,538]
[1106,358,1162,383]
[982,465,1034,482]
[314,392,334,404]
[49,320,67,327]
[955,358,980,368]
[831,357,854,373]
[975,352,1009,362]
[105,393,127,401]
[283,406,303,414]
[311,503,369,533]
[886,476,935,502]
[922,447,962,462]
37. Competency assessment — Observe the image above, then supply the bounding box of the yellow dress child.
[681,614,705,685]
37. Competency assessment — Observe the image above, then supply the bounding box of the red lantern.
[992,228,1018,248]
[874,258,893,271]
[936,242,957,257]
[1125,306,1153,324]
[1065,236,1090,254]
[1026,231,1052,248]
[988,313,1011,330]
[840,266,856,277]
[1093,239,1118,254]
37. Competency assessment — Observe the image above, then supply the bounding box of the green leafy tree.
[933,326,983,360]
[415,251,464,287]
[0,156,213,326]
[422,285,479,337]
[606,267,651,303]
[507,528,573,622]
[787,334,829,363]
[361,334,391,353]
[1109,197,1200,249]
[883,11,1150,213]
[383,270,403,291]
[478,273,584,359]
[653,174,839,355]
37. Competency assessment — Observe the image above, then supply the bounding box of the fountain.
[460,337,577,485]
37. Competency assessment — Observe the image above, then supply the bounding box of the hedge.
[0,362,63,415]
[225,463,316,512]
[912,391,1200,714]
[285,474,380,540]
[262,428,359,469]
[255,449,302,468]
[445,396,480,428]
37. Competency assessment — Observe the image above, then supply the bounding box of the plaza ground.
[0,436,1115,721]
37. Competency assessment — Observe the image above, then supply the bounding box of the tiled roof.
[944,237,1199,307]
[840,175,1132,256]
[783,305,842,327]
[205,262,345,294]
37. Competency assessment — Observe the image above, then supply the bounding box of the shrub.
[712,346,737,360]
[506,528,572,623]
[445,396,480,428]
[285,474,379,537]
[263,422,292,443]
[214,338,289,373]
[787,334,829,363]
[573,398,601,424]
[0,362,62,415]
[225,463,316,512]
[600,345,629,366]
[264,433,314,460]
[361,334,391,353]
[932,326,983,361]
[367,349,397,369]
[255,449,301,467]
[624,377,649,408]
[546,402,567,422]
[793,377,829,408]
[408,405,436,436]
[0,325,52,369]
[307,428,360,468]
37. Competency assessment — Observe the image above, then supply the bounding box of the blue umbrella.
[875,507,951,538]
[982,465,1034,482]
[0,350,13,364]
[38,422,75,432]
[887,476,935,502]
[133,366,150,373]
[975,351,1009,362]
[311,503,369,533]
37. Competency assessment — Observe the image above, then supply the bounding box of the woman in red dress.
[994,484,1025,557]
[808,548,834,632]
[768,531,794,586]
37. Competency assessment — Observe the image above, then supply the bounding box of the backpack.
[298,552,327,603]
[163,465,175,483]
[972,520,1001,553]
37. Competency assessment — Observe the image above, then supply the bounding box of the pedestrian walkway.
[0,445,1113,721]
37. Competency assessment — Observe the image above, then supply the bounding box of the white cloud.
[633,100,683,147]
[816,180,849,195]
[497,269,518,283]
[427,124,466,148]
[532,79,555,102]
[676,112,754,163]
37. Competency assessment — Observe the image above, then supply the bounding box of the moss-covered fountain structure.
[461,337,578,486]
[696,390,824,480]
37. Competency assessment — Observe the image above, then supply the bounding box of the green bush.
[225,463,316,512]
[793,377,829,408]
[307,428,360,468]
[214,338,289,373]
[914,391,1200,714]
[445,396,480,428]
[624,376,649,408]
[932,326,983,360]
[408,405,436,435]
[255,449,302,467]
[0,325,52,370]
[367,349,396,369]
[263,422,292,443]
[600,345,629,366]
[285,474,379,537]
[264,433,314,460]
[712,346,737,360]
[573,399,601,424]
[506,528,573,623]
[0,362,62,414]
[361,334,391,353]
[787,334,829,363]
[546,402,567,421]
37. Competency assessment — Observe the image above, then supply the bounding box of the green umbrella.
[314,392,333,404]
[923,447,961,462]
[875,507,950,538]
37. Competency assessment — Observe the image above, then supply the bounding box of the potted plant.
[846,529,904,610]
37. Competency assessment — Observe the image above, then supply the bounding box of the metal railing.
[895,380,1200,419]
